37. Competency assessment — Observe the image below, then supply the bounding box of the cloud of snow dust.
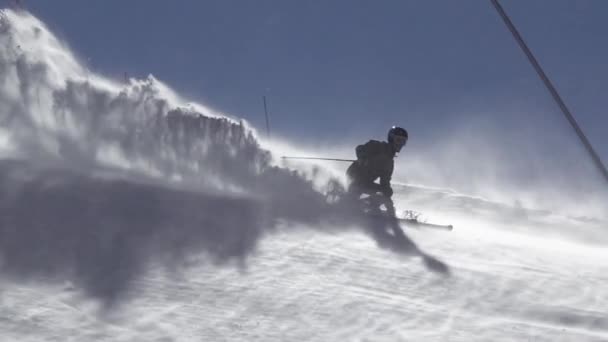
[270,116,608,224]
[391,110,608,221]
[271,131,608,246]
[0,9,449,306]
[261,101,608,249]
[0,9,342,303]
[0,10,266,191]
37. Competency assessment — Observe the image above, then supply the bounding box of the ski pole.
[281,156,355,163]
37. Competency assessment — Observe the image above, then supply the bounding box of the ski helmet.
[387,126,408,152]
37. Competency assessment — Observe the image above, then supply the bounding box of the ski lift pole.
[262,96,271,139]
[281,156,355,163]
[490,0,608,184]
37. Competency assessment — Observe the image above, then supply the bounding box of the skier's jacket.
[346,140,395,193]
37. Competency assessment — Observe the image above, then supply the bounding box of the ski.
[395,217,453,231]
[363,212,454,231]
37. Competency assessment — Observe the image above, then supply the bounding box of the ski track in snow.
[0,8,606,342]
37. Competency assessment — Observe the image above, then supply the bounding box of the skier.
[345,126,408,213]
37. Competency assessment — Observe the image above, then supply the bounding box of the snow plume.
[393,112,608,221]
[0,9,444,307]
[0,9,362,304]
[0,9,270,192]
[0,9,330,197]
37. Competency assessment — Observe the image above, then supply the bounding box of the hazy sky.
[18,1,608,180]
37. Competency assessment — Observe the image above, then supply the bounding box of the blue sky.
[18,0,608,184]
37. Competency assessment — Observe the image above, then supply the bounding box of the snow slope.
[0,9,606,342]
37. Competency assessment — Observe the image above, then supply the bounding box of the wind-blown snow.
[0,9,344,301]
[0,9,606,342]
[0,10,271,191]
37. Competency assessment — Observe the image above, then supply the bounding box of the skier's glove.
[382,186,393,198]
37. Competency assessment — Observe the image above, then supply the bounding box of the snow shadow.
[362,218,451,275]
[0,160,250,302]
[0,159,336,304]
[332,197,451,275]
[0,158,449,305]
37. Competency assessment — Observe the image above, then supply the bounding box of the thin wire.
[262,96,271,139]
[490,0,608,184]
